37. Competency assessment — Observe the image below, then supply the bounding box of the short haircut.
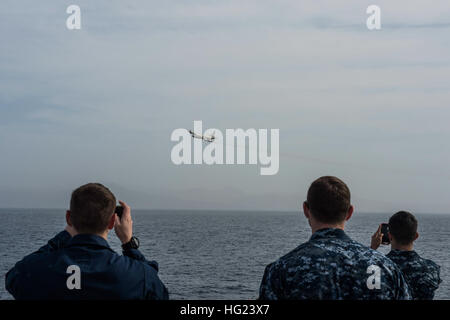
[69,183,116,234]
[388,211,418,245]
[306,176,351,224]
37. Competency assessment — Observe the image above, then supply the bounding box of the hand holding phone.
[371,224,382,249]
[114,201,133,244]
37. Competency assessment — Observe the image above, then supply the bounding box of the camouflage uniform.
[387,249,441,300]
[259,228,411,300]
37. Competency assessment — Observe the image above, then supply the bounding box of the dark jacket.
[387,249,441,300]
[5,231,169,300]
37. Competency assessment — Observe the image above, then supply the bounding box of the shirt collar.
[309,228,350,241]
[388,249,419,258]
[66,233,112,250]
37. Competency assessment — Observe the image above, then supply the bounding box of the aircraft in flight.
[189,129,215,143]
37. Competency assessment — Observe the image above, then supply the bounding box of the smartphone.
[381,223,390,245]
[115,205,124,219]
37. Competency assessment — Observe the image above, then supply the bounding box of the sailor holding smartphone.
[371,211,442,300]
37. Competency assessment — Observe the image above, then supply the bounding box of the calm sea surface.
[0,209,448,300]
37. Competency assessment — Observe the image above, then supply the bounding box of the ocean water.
[0,209,448,300]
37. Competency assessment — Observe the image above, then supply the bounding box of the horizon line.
[0,207,449,215]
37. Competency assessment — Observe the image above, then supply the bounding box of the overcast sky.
[1,0,450,213]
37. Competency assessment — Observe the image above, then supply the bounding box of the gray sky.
[1,0,450,213]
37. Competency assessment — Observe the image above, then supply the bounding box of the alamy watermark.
[66,265,81,290]
[366,265,381,290]
[170,121,279,176]
[65,5,381,31]
[66,5,81,30]
[366,5,381,30]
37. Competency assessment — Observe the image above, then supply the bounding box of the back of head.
[388,211,418,245]
[306,176,351,224]
[69,183,116,234]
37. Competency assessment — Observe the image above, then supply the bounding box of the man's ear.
[303,202,310,219]
[66,210,72,226]
[414,232,419,241]
[345,205,354,221]
[388,231,393,242]
[107,213,116,230]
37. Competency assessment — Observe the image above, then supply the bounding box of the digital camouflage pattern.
[259,228,411,300]
[387,249,441,300]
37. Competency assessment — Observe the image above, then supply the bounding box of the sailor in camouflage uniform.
[259,176,411,300]
[371,211,441,300]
